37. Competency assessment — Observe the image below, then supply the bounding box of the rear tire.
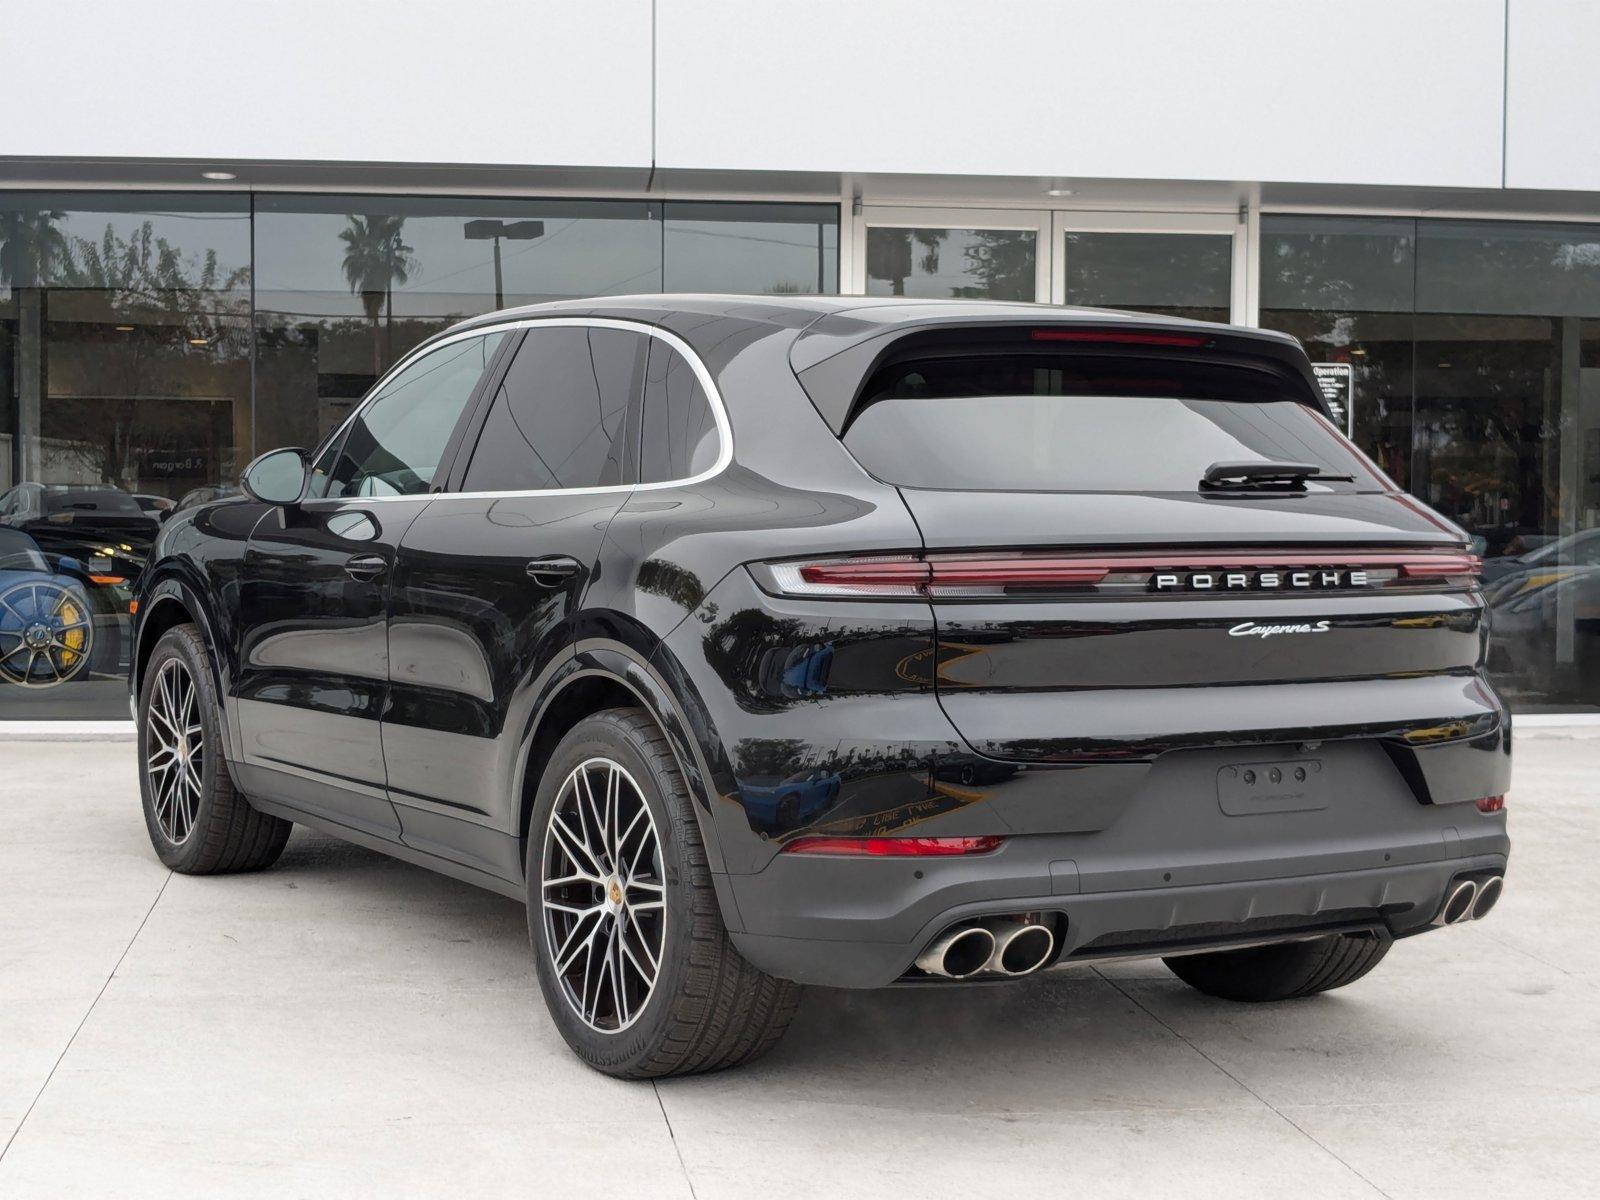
[1162,932,1391,1002]
[527,707,802,1078]
[137,623,291,874]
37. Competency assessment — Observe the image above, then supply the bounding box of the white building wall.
[0,0,654,168]
[13,0,1600,199]
[656,0,1507,188]
[1505,0,1600,191]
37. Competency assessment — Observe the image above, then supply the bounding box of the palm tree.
[338,215,415,375]
[0,208,72,287]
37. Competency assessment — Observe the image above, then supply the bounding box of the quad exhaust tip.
[1433,874,1505,927]
[915,925,996,979]
[1472,874,1504,921]
[984,920,1056,976]
[916,918,1055,979]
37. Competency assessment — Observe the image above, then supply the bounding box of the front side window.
[640,341,721,484]
[461,326,643,492]
[314,333,505,498]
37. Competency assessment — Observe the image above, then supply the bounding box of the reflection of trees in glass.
[959,231,1034,301]
[53,222,249,488]
[866,229,949,296]
[339,215,417,374]
[0,208,72,286]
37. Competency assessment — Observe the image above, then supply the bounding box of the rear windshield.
[842,354,1380,493]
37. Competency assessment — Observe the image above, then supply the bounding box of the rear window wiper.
[1199,461,1355,491]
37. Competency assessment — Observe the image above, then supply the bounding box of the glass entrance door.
[1050,212,1244,322]
[857,208,1049,301]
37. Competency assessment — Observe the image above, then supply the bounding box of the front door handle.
[344,554,388,582]
[525,556,581,587]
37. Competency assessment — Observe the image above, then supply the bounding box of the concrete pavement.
[1,733,1596,1199]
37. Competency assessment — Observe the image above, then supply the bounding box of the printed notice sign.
[1312,363,1354,436]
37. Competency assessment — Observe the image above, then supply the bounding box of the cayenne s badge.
[1229,620,1333,638]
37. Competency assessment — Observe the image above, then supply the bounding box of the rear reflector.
[1476,794,1506,814]
[1031,328,1208,348]
[782,835,1004,857]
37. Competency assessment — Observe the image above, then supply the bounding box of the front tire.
[527,708,802,1078]
[137,624,291,874]
[1163,932,1391,1002]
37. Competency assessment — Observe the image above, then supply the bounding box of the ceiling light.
[1437,361,1453,369]
[1349,348,1367,357]
[201,170,236,181]
[188,337,211,346]
[1046,188,1075,197]
[114,324,134,332]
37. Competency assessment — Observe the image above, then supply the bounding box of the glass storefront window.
[1,193,251,717]
[865,226,1036,300]
[253,197,663,454]
[1,190,839,720]
[1061,231,1232,322]
[1262,214,1600,711]
[664,202,838,294]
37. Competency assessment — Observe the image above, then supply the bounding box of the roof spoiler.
[788,312,1329,434]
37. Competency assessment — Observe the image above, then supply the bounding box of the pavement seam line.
[652,1080,699,1200]
[1095,969,1396,1200]
[0,869,173,1165]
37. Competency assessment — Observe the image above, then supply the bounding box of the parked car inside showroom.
[128,296,1510,1078]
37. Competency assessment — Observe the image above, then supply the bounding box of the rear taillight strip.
[756,550,1479,600]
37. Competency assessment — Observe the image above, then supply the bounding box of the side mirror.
[241,447,310,506]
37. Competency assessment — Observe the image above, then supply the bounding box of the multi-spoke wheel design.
[145,657,205,845]
[541,757,666,1033]
[0,580,93,688]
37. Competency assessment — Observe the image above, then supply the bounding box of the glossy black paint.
[131,296,1510,984]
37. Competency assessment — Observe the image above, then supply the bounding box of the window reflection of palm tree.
[339,215,417,376]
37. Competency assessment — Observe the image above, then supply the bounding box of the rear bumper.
[730,848,1508,987]
[725,739,1510,987]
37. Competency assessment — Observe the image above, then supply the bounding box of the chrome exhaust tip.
[983,921,1056,976]
[1434,878,1479,926]
[915,925,996,979]
[1471,874,1504,921]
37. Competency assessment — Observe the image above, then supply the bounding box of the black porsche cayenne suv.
[130,296,1510,1077]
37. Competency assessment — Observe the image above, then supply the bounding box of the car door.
[233,330,510,837]
[382,322,646,879]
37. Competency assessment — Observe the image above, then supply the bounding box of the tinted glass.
[252,196,661,455]
[664,202,838,294]
[844,354,1375,493]
[317,333,504,498]
[1063,232,1232,322]
[1261,214,1600,711]
[640,341,720,483]
[461,326,643,492]
[865,227,1035,300]
[0,192,249,718]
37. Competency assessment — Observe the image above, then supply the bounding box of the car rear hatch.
[793,315,1500,765]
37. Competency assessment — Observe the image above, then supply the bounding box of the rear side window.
[843,353,1380,493]
[461,326,643,492]
[640,340,721,484]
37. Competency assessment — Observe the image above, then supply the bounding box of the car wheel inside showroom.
[128,296,1509,1078]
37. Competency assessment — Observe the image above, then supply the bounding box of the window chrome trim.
[304,316,734,503]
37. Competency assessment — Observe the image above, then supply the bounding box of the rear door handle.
[525,556,581,586]
[344,554,388,581]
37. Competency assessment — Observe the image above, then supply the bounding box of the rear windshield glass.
[842,354,1380,493]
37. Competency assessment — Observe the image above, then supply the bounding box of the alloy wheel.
[0,581,93,688]
[541,757,666,1033]
[145,658,205,844]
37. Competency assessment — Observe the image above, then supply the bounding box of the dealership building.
[3,0,1599,720]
